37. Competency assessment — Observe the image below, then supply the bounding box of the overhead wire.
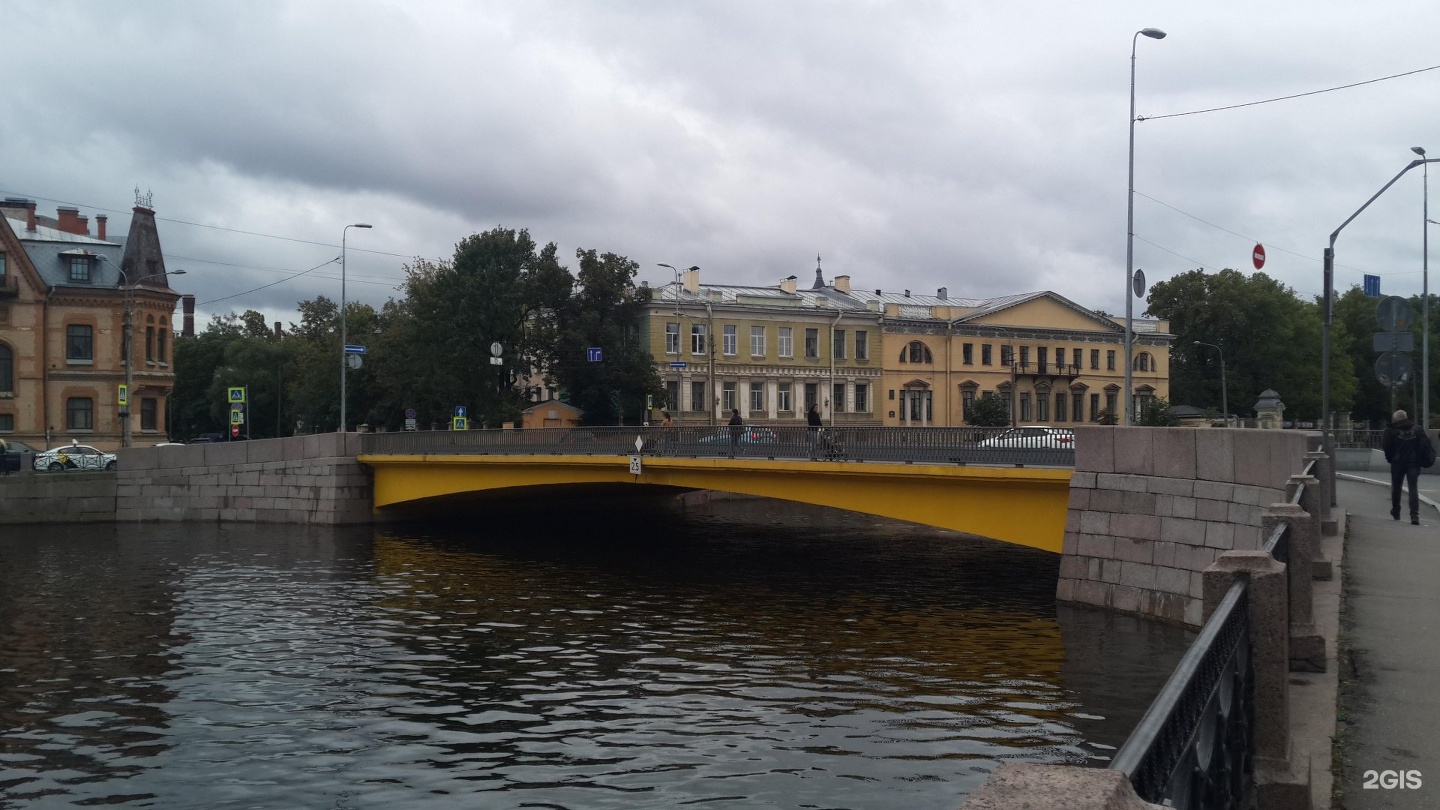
[1137,64,1440,122]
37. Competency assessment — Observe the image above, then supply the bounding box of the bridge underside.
[360,455,1073,553]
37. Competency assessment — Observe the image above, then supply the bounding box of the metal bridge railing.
[1109,464,1315,808]
[357,425,1077,467]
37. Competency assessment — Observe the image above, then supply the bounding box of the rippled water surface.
[0,495,1191,808]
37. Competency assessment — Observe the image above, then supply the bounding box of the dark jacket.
[807,409,823,428]
[1383,419,1431,467]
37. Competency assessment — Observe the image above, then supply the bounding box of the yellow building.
[645,267,882,426]
[643,268,1170,428]
[0,197,182,450]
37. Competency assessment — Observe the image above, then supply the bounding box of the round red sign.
[1253,244,1266,270]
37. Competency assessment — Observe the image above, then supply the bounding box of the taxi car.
[33,441,118,472]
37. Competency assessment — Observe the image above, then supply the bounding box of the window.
[1105,391,1118,416]
[691,324,707,354]
[749,382,765,412]
[961,387,976,417]
[723,324,738,356]
[691,381,706,412]
[1019,346,1030,368]
[722,382,737,412]
[1133,352,1153,372]
[1091,349,1101,369]
[1037,347,1048,373]
[666,380,680,410]
[982,344,993,365]
[1019,393,1032,422]
[901,341,933,364]
[1073,348,1083,370]
[1072,393,1084,422]
[1036,392,1049,421]
[833,329,846,360]
[68,256,91,283]
[1106,350,1116,370]
[665,322,680,354]
[889,388,896,401]
[854,384,869,413]
[141,398,158,431]
[146,325,155,362]
[777,383,792,412]
[750,326,765,356]
[1055,393,1067,422]
[0,344,11,393]
[0,251,6,283]
[805,328,819,358]
[962,343,974,365]
[0,413,12,432]
[66,397,93,430]
[66,324,94,362]
[779,327,793,358]
[158,329,168,364]
[1090,393,1101,421]
[833,384,846,413]
[854,331,868,360]
[1000,345,1013,367]
[804,383,818,411]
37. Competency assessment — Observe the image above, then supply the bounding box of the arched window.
[1132,352,1153,372]
[0,343,12,393]
[899,341,933,364]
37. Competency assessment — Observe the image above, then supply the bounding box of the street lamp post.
[657,263,698,420]
[1194,340,1228,427]
[104,257,185,448]
[1415,147,1430,432]
[1124,27,1166,427]
[340,223,372,432]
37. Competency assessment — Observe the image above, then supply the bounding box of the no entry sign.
[1252,244,1266,270]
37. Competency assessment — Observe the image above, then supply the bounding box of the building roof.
[4,214,128,289]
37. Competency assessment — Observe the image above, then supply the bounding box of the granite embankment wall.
[1057,426,1311,627]
[115,434,373,524]
[0,472,118,523]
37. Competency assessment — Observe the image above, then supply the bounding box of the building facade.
[0,196,182,450]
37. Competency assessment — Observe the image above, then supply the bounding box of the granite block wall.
[0,472,119,524]
[1057,426,1311,627]
[114,434,373,525]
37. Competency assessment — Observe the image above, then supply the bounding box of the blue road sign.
[344,344,366,354]
[669,361,688,369]
[587,347,603,362]
[454,405,467,418]
[1363,275,1381,297]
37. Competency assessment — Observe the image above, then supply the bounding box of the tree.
[965,393,1010,427]
[1137,396,1180,426]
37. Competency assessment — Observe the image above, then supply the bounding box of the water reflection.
[0,497,1189,808]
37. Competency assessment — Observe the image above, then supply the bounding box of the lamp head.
[657,263,674,270]
[170,269,186,276]
[1140,28,1167,39]
[1413,146,1427,157]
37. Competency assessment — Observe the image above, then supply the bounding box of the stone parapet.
[0,472,119,524]
[1058,426,1312,627]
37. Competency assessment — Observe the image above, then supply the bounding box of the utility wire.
[1138,64,1440,122]
[198,257,341,307]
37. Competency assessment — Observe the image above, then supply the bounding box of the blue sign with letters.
[669,361,687,369]
[1363,275,1381,297]
[587,347,603,362]
[344,344,366,354]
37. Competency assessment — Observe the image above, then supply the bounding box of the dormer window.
[68,256,92,283]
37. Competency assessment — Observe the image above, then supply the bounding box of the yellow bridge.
[360,454,1074,553]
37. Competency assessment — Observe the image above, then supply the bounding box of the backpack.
[1422,434,1437,469]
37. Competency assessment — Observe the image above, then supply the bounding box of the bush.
[965,393,1011,427]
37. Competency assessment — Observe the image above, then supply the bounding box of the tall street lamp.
[1415,147,1430,432]
[1194,340,1228,427]
[104,256,185,448]
[1124,26,1166,427]
[657,263,698,419]
[340,223,372,432]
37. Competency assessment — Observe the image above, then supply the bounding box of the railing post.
[1303,449,1336,530]
[961,763,1164,809]
[1288,472,1331,581]
[1263,503,1325,674]
[1204,550,1311,807]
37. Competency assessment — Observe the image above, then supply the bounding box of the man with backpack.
[1382,409,1436,525]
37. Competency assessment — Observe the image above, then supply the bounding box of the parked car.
[697,426,780,446]
[33,441,118,472]
[2,439,40,472]
[977,426,1075,450]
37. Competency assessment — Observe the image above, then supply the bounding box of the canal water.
[0,494,1191,809]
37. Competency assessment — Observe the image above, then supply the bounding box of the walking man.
[1382,409,1435,525]
[727,408,744,456]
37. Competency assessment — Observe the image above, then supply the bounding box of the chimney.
[96,215,107,241]
[833,275,851,294]
[937,287,948,300]
[274,321,283,338]
[26,201,37,232]
[779,275,798,294]
[681,267,701,294]
[904,289,911,297]
[182,295,196,338]
[56,207,85,235]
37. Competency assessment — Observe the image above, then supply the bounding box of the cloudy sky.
[3,1,1436,329]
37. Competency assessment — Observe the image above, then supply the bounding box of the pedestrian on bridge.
[728,409,744,456]
[660,410,674,456]
[807,403,823,459]
[1382,409,1435,525]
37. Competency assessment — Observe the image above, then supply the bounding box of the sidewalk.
[1338,477,1440,809]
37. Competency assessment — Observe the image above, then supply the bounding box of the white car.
[978,426,1076,449]
[33,442,118,472]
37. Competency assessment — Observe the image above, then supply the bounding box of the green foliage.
[1093,409,1118,425]
[964,393,1011,427]
[1137,396,1180,426]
